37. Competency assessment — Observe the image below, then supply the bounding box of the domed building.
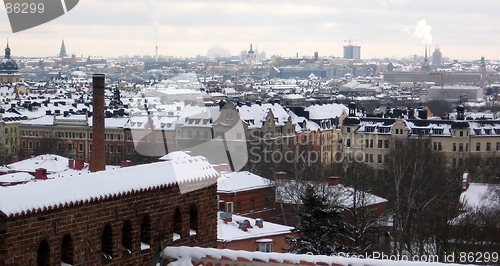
[207,44,231,60]
[0,41,20,83]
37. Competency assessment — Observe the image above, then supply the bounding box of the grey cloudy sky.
[1,0,499,60]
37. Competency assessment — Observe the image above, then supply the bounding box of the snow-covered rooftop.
[217,171,272,193]
[217,212,294,242]
[0,151,218,217]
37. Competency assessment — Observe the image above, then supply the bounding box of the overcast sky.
[0,0,499,60]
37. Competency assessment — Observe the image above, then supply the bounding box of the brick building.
[217,212,296,253]
[0,151,219,265]
[217,171,275,220]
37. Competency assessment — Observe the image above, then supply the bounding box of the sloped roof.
[0,152,218,217]
[217,212,293,242]
[217,171,272,193]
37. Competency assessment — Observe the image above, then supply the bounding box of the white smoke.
[413,19,432,44]
[149,0,159,44]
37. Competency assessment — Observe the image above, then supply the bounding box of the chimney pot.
[329,176,340,186]
[120,160,132,168]
[274,171,287,180]
[35,168,47,180]
[255,218,264,228]
[75,158,85,170]
[68,159,75,169]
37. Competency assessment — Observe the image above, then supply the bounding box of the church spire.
[59,39,67,58]
[5,39,11,59]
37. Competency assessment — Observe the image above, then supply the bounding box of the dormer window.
[365,126,375,133]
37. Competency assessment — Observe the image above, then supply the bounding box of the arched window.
[37,239,50,266]
[101,224,113,258]
[61,234,73,265]
[173,207,182,237]
[122,220,133,251]
[189,204,198,235]
[140,215,152,246]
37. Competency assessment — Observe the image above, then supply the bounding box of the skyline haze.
[0,0,499,60]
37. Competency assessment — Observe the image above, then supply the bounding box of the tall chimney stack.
[155,46,158,62]
[91,74,106,172]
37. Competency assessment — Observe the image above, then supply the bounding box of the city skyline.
[0,0,499,60]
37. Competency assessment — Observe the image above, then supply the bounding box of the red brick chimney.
[214,163,230,174]
[75,158,85,170]
[90,74,106,172]
[274,171,287,180]
[11,155,19,163]
[120,160,132,168]
[68,159,75,169]
[35,168,47,180]
[329,176,341,186]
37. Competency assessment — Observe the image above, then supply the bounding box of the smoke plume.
[413,19,432,44]
[149,0,159,44]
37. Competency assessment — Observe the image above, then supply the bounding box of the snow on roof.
[162,246,467,266]
[276,180,387,208]
[217,212,293,242]
[0,172,34,183]
[0,152,218,217]
[237,103,289,129]
[1,154,70,174]
[217,171,272,193]
[305,103,348,120]
[460,183,500,210]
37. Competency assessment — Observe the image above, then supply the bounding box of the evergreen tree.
[285,185,350,255]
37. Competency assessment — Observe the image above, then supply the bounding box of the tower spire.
[59,39,67,58]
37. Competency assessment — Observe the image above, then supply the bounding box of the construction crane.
[344,38,362,46]
[430,71,445,101]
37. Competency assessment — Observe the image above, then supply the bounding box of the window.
[459,143,463,152]
[101,224,113,257]
[460,131,463,137]
[189,204,198,233]
[384,154,389,163]
[37,240,50,266]
[438,142,442,151]
[61,234,73,265]
[250,199,255,212]
[466,143,468,152]
[173,207,182,236]
[487,142,491,151]
[256,242,273,252]
[365,140,369,148]
[236,132,242,140]
[226,202,233,213]
[378,140,382,149]
[346,127,351,133]
[116,145,122,154]
[378,154,382,164]
[476,142,481,151]
[370,140,373,148]
[497,142,500,151]
[453,143,456,152]
[188,131,192,138]
[384,140,389,148]
[79,143,83,152]
[141,215,152,247]
[370,154,373,163]
[433,142,437,151]
[122,221,133,251]
[346,139,351,148]
[235,202,241,213]
[67,143,72,151]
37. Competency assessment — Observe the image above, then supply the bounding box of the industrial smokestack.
[155,46,158,62]
[91,74,106,172]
